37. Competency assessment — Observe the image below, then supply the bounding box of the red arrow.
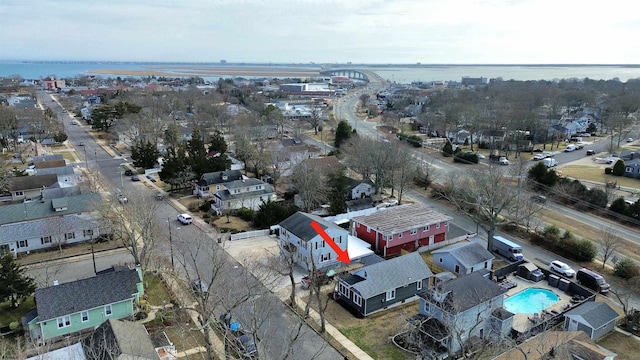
[310,220,351,265]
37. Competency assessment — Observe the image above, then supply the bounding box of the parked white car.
[542,158,558,168]
[177,213,193,225]
[549,260,575,278]
[533,154,546,161]
[498,157,509,165]
[564,144,577,152]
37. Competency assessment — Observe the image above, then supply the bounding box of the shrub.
[572,239,597,262]
[235,207,255,222]
[442,141,454,157]
[614,258,640,279]
[543,225,561,243]
[610,197,628,215]
[605,167,613,174]
[453,152,479,164]
[613,159,626,176]
[199,201,213,212]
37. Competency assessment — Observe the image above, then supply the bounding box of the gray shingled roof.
[564,301,619,328]
[349,252,433,299]
[197,170,243,186]
[419,271,505,313]
[352,204,453,235]
[0,193,102,226]
[83,319,158,360]
[8,174,58,192]
[0,214,97,243]
[279,212,342,241]
[432,242,494,268]
[35,267,141,321]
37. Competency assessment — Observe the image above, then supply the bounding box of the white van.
[564,144,577,152]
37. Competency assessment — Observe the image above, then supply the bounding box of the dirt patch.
[212,216,252,233]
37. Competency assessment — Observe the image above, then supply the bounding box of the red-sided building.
[351,204,453,257]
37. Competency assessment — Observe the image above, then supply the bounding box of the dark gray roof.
[432,242,494,268]
[279,212,343,241]
[419,271,505,313]
[346,198,374,211]
[198,170,243,186]
[34,166,76,176]
[33,154,64,163]
[83,319,158,360]
[8,174,58,192]
[35,267,141,321]
[41,186,82,200]
[564,301,619,328]
[0,193,102,226]
[0,214,97,243]
[348,252,433,299]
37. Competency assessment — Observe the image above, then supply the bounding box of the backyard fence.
[229,229,271,241]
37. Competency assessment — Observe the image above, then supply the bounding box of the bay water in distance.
[1,60,639,83]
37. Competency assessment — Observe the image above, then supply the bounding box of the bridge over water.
[319,68,386,84]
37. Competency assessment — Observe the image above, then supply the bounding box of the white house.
[213,178,276,212]
[278,212,350,271]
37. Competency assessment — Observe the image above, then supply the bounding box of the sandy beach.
[88,65,322,78]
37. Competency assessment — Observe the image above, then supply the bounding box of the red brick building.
[351,204,453,257]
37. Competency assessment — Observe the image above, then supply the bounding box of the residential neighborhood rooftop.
[352,204,453,234]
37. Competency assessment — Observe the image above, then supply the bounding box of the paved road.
[35,91,343,360]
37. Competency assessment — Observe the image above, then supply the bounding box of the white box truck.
[492,235,524,261]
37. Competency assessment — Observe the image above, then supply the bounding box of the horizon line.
[1,60,640,67]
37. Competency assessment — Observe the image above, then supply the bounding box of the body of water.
[1,61,639,83]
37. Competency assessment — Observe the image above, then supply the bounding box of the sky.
[2,0,639,64]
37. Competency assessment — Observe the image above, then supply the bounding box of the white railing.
[230,229,271,241]
[417,233,477,253]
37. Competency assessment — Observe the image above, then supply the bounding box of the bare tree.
[290,161,328,213]
[389,142,418,204]
[103,192,162,272]
[306,105,323,135]
[435,164,524,251]
[597,227,622,270]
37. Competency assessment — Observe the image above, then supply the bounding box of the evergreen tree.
[442,140,454,157]
[131,139,160,169]
[327,171,348,215]
[0,253,36,308]
[334,120,352,148]
[253,200,297,229]
[187,128,209,178]
[613,159,625,176]
[159,146,194,190]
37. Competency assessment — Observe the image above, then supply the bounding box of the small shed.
[517,263,543,282]
[564,301,619,340]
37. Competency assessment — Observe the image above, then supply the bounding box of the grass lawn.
[0,297,35,327]
[144,272,172,306]
[312,288,416,360]
[597,330,640,359]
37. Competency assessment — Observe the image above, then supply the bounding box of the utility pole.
[167,217,174,270]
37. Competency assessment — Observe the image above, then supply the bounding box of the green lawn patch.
[144,272,172,306]
[0,296,35,326]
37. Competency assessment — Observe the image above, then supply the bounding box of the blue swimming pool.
[503,288,559,315]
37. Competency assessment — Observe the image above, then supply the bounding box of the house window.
[445,222,449,227]
[216,185,221,190]
[17,240,28,248]
[423,225,430,232]
[256,185,263,190]
[410,228,417,235]
[367,226,370,233]
[353,293,362,306]
[81,311,89,322]
[83,229,94,237]
[484,261,488,269]
[65,232,75,240]
[40,236,52,244]
[436,223,440,229]
[321,253,331,262]
[105,305,112,316]
[57,316,71,328]
[417,280,423,291]
[14,191,24,196]
[398,232,403,238]
[386,289,396,301]
[439,257,443,263]
[454,264,460,273]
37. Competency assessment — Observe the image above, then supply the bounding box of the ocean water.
[1,60,639,83]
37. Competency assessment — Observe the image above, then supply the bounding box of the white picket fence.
[229,229,271,241]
